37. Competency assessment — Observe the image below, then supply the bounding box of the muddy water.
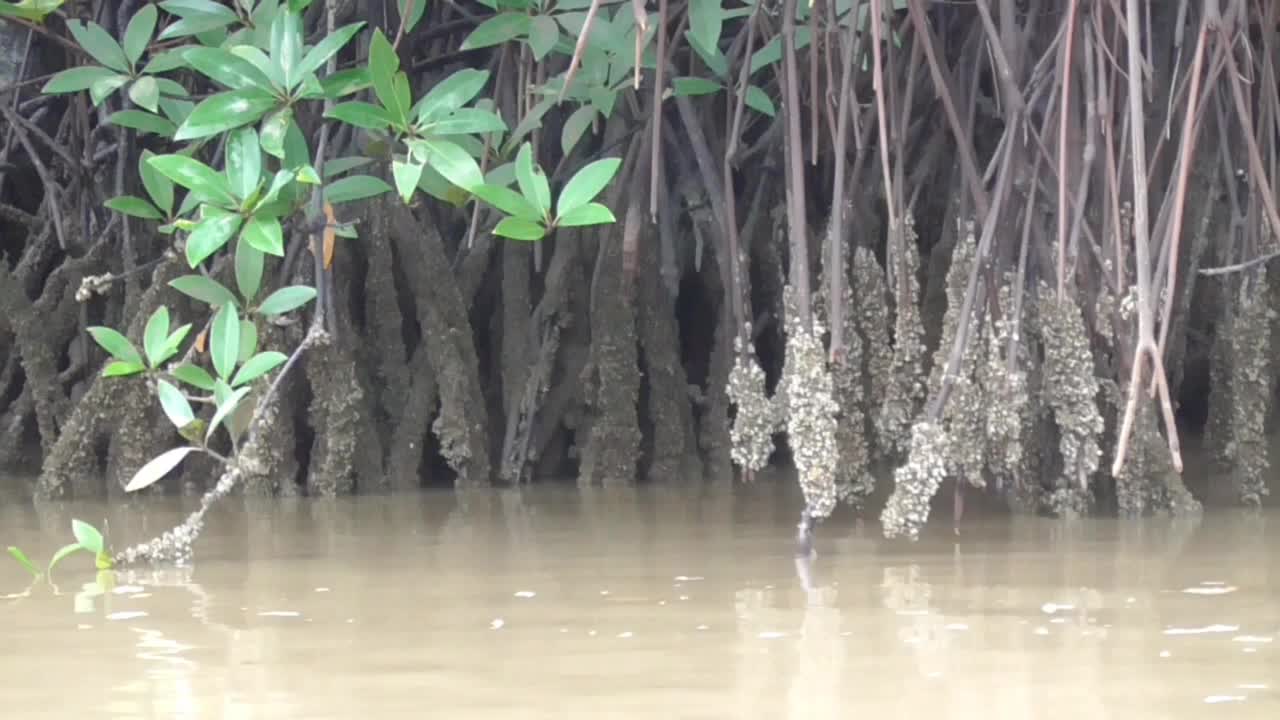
[1,481,1277,719]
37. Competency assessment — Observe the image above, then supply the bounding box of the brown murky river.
[1,479,1277,718]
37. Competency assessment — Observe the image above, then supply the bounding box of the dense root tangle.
[880,421,949,540]
[780,285,840,522]
[1036,284,1104,515]
[727,332,777,476]
[878,214,927,458]
[1227,270,1273,506]
[928,222,987,487]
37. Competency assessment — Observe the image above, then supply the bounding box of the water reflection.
[1,481,1277,718]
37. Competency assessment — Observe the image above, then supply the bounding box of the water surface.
[2,480,1277,718]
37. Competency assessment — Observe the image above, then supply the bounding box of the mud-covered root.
[1227,270,1273,506]
[1037,284,1104,515]
[880,421,949,541]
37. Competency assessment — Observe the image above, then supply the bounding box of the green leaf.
[211,302,240,380]
[473,183,543,222]
[71,519,105,555]
[161,323,192,364]
[172,363,216,391]
[368,30,406,124]
[504,97,552,154]
[123,4,158,66]
[142,48,189,74]
[259,107,292,159]
[460,12,530,50]
[0,0,65,23]
[7,546,40,578]
[322,67,370,99]
[182,45,276,92]
[271,6,303,88]
[185,206,244,267]
[528,15,559,60]
[66,19,130,73]
[169,274,238,307]
[326,174,392,204]
[47,543,84,575]
[235,239,264,301]
[325,101,391,131]
[105,195,163,220]
[174,88,278,141]
[89,73,130,106]
[242,214,284,255]
[206,387,251,443]
[156,378,196,429]
[138,150,174,215]
[108,109,176,137]
[415,138,483,192]
[673,76,722,96]
[556,201,615,227]
[256,285,316,316]
[425,108,508,136]
[238,319,258,363]
[127,76,161,112]
[144,306,171,368]
[323,156,373,178]
[147,154,236,208]
[560,105,596,155]
[413,68,490,122]
[88,326,143,365]
[493,217,546,241]
[556,157,621,217]
[225,126,262,201]
[232,350,287,387]
[687,0,724,66]
[41,66,117,94]
[744,85,775,117]
[298,20,365,77]
[515,142,550,216]
[103,360,146,377]
[157,0,238,40]
[397,0,427,33]
[124,447,196,492]
[392,159,424,204]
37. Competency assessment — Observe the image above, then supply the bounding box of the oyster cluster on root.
[727,331,777,476]
[926,223,987,489]
[1037,283,1104,516]
[1227,269,1274,506]
[878,216,927,459]
[779,285,840,524]
[880,421,949,541]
